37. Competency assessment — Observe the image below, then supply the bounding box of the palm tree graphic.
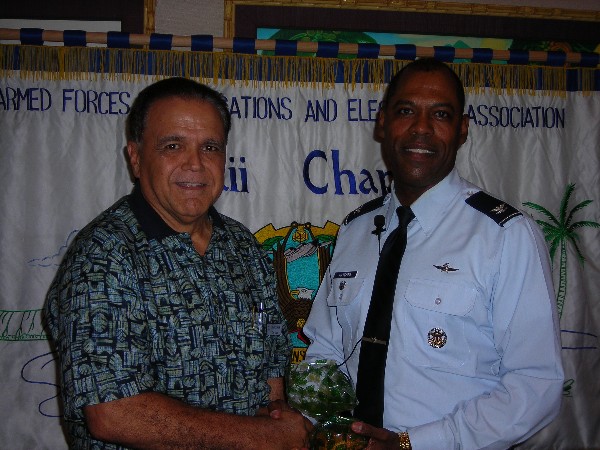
[524,183,600,318]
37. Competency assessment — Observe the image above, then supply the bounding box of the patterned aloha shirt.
[44,184,290,449]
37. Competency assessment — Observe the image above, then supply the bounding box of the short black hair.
[384,58,465,113]
[126,77,231,144]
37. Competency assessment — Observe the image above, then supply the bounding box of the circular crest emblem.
[427,327,447,348]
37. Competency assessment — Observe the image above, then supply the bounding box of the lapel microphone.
[372,215,386,254]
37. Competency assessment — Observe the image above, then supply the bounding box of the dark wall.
[1,1,145,33]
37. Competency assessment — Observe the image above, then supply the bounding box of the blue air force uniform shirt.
[303,168,564,450]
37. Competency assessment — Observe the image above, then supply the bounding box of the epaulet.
[465,191,522,227]
[343,196,386,225]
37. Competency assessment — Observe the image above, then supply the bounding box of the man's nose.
[184,147,206,170]
[410,113,433,135]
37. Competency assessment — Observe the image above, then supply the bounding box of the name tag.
[333,271,357,279]
[267,323,283,336]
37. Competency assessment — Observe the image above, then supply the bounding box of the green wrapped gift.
[287,359,369,449]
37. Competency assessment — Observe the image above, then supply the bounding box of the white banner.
[1,72,598,448]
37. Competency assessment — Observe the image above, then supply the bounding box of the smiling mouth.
[176,182,207,188]
[406,148,434,155]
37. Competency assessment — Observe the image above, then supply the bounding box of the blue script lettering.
[467,104,565,129]
[62,89,130,114]
[303,149,391,195]
[223,156,249,193]
[304,99,338,122]
[0,86,51,111]
[347,98,380,122]
[226,96,292,120]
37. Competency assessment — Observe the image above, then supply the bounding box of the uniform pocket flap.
[404,278,476,316]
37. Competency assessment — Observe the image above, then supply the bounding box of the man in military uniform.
[303,59,564,449]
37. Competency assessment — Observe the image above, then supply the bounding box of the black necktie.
[354,206,414,427]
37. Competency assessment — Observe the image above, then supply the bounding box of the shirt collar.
[391,168,462,237]
[128,182,224,240]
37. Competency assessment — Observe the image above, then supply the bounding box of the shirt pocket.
[226,310,267,370]
[327,276,365,307]
[327,276,366,346]
[401,278,477,371]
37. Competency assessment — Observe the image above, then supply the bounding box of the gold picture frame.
[223,0,599,46]
[144,0,156,35]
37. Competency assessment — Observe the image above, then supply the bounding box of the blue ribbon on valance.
[358,43,380,59]
[233,37,256,54]
[547,51,567,67]
[471,48,494,63]
[191,35,213,52]
[394,45,417,60]
[579,52,600,67]
[275,40,298,56]
[20,28,43,45]
[433,46,455,62]
[508,50,529,65]
[149,33,173,50]
[107,32,130,49]
[63,30,86,47]
[316,42,339,58]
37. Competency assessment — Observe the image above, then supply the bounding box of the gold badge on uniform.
[428,328,447,348]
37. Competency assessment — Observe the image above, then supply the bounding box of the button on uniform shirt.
[45,185,290,449]
[303,168,564,450]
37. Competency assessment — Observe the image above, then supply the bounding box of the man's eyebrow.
[391,98,457,112]
[432,101,457,112]
[389,98,415,107]
[200,137,227,149]
[156,135,184,145]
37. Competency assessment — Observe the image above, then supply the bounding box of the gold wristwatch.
[398,431,412,449]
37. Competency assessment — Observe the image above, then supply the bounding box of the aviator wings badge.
[434,262,459,273]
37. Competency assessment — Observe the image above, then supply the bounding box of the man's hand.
[276,407,313,450]
[255,399,298,418]
[84,392,312,450]
[256,400,313,449]
[350,421,401,449]
[266,399,294,418]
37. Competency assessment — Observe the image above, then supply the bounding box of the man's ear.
[126,142,141,179]
[374,109,386,143]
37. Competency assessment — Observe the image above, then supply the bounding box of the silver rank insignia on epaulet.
[465,191,522,227]
[343,195,386,225]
